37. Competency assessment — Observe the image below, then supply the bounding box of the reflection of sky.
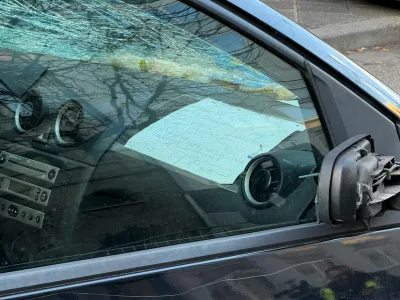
[154,2,248,56]
[273,102,316,122]
[151,2,201,23]
[207,32,247,54]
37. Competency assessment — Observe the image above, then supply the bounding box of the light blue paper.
[125,99,305,184]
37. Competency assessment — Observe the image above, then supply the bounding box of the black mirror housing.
[317,134,400,225]
[317,134,374,224]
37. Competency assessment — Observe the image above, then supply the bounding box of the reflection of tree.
[0,0,311,161]
[0,0,301,112]
[274,266,400,300]
[0,0,311,190]
[0,0,316,267]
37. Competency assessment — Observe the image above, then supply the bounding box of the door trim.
[1,220,368,299]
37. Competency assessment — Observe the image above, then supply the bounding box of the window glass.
[0,0,329,271]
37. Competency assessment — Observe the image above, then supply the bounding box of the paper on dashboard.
[125,98,305,184]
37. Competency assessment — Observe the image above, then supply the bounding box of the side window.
[0,0,329,271]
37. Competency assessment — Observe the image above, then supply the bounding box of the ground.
[262,0,400,95]
[262,0,400,30]
[345,44,400,94]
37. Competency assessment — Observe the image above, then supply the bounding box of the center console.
[0,141,94,256]
[0,151,64,230]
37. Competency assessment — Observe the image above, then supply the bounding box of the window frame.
[0,0,366,297]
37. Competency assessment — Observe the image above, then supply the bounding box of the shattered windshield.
[0,0,292,98]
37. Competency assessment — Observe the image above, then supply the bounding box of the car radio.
[0,151,61,229]
[0,151,59,183]
[0,175,51,206]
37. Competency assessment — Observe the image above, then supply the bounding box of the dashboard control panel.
[0,151,59,183]
[0,197,44,229]
[0,150,65,229]
[0,175,51,206]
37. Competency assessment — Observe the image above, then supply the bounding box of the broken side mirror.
[317,134,400,225]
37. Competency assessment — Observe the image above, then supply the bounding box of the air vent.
[243,156,282,208]
[14,91,45,133]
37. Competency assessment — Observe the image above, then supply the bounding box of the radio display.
[9,180,32,197]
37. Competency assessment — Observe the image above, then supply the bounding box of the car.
[1,0,400,299]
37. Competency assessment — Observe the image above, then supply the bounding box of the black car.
[1,0,400,299]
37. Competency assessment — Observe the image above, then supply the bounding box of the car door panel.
[16,228,400,300]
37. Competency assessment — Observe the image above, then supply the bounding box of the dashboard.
[0,63,138,166]
[0,58,150,265]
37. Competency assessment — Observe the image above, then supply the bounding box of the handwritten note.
[125,98,305,184]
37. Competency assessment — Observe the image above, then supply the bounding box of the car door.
[2,0,400,299]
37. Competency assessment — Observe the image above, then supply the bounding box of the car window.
[0,0,329,272]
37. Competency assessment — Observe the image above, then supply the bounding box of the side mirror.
[317,134,400,224]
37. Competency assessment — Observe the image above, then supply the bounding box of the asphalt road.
[345,44,400,95]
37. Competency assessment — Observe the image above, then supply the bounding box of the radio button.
[40,191,48,202]
[48,169,56,180]
[8,205,18,217]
